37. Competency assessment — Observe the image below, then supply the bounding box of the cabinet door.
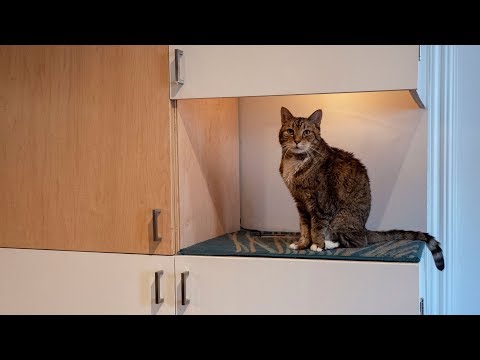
[0,248,175,315]
[170,45,418,99]
[175,256,420,315]
[0,46,173,254]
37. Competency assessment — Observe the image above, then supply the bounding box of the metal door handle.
[174,49,184,85]
[155,270,164,304]
[181,271,190,306]
[153,209,161,242]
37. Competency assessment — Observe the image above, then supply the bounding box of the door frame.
[421,45,458,315]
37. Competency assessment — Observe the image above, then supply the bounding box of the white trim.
[422,45,457,315]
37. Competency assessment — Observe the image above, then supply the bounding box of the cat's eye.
[286,129,294,135]
[303,130,311,136]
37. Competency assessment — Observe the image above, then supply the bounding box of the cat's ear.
[308,109,323,125]
[281,107,293,124]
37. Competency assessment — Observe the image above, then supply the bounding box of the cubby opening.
[175,90,427,262]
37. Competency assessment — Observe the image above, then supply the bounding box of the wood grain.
[0,46,174,254]
[177,98,240,249]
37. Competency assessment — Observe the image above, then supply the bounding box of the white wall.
[451,46,480,314]
[239,91,427,233]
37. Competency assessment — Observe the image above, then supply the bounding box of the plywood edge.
[409,89,426,109]
[170,100,181,254]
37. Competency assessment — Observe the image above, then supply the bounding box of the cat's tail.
[366,230,444,271]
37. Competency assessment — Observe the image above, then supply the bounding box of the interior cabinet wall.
[239,91,428,232]
[176,98,240,248]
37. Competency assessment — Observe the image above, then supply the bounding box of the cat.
[278,106,445,271]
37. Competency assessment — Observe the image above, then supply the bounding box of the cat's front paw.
[310,244,324,252]
[289,238,310,250]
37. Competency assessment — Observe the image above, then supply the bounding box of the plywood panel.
[170,45,419,99]
[176,255,420,315]
[177,98,240,248]
[0,46,174,254]
[0,248,175,314]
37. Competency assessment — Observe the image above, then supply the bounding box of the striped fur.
[278,107,445,271]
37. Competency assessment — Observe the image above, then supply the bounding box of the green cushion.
[178,230,425,264]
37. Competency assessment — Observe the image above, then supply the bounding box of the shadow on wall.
[239,90,427,233]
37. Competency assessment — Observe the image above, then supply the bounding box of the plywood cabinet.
[0,46,174,255]
[0,45,422,255]
[0,45,426,314]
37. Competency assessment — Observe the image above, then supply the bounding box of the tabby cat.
[278,107,444,270]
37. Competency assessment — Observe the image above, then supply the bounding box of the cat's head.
[279,107,323,155]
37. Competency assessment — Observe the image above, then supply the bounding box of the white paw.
[310,244,323,252]
[289,243,299,250]
[324,240,340,250]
